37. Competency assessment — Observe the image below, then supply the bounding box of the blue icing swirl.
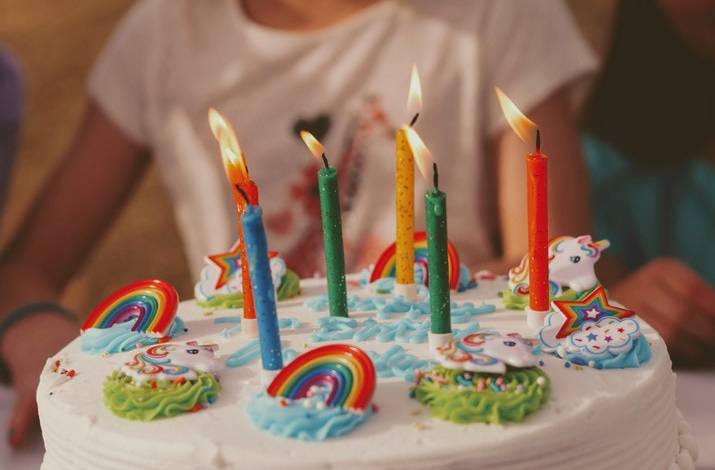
[225,340,260,368]
[248,392,371,441]
[80,317,186,354]
[563,335,651,369]
[368,345,434,382]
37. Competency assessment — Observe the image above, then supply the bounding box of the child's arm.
[480,86,592,274]
[0,101,148,446]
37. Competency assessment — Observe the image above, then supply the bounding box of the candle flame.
[208,108,248,183]
[404,126,432,183]
[494,87,537,143]
[299,130,325,161]
[406,64,422,120]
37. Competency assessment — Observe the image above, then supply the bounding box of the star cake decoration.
[207,240,242,289]
[552,286,634,339]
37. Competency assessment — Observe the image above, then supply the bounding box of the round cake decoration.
[249,344,377,440]
[412,331,549,425]
[81,279,179,337]
[538,286,651,369]
[369,231,461,290]
[103,341,222,421]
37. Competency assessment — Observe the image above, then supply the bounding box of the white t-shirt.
[89,0,596,280]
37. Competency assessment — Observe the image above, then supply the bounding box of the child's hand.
[610,258,715,366]
[0,312,77,447]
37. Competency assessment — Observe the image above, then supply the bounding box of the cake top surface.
[37,276,677,469]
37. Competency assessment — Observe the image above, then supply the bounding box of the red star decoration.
[552,286,635,339]
[207,240,242,289]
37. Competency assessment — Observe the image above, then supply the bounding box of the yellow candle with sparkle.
[395,65,422,286]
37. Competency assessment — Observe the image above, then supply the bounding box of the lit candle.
[299,131,348,318]
[208,109,258,335]
[394,65,422,298]
[405,127,452,351]
[495,88,550,328]
[240,192,283,373]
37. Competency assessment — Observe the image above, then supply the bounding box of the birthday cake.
[37,85,697,469]
[36,273,697,469]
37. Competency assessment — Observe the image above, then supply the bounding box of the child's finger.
[8,392,38,448]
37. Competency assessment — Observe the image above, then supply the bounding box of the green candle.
[318,163,348,317]
[425,163,451,334]
[300,131,348,318]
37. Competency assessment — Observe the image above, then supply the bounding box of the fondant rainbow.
[369,231,460,290]
[81,279,179,337]
[266,344,376,412]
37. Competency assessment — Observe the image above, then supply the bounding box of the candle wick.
[321,153,330,169]
[409,113,419,127]
[433,162,439,190]
[235,184,250,205]
[535,128,541,152]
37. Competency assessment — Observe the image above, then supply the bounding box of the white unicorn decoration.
[509,235,610,296]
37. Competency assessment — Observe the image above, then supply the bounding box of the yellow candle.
[395,125,415,284]
[395,65,422,286]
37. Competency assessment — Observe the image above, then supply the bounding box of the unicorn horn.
[594,239,611,251]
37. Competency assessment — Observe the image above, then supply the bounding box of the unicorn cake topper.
[434,332,540,374]
[508,235,610,301]
[121,341,221,383]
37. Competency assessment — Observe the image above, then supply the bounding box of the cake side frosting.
[38,277,684,470]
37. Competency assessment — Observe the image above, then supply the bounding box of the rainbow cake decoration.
[538,286,652,369]
[248,344,377,440]
[503,235,609,310]
[368,231,474,293]
[195,244,300,309]
[80,279,186,354]
[103,342,222,421]
[412,332,550,425]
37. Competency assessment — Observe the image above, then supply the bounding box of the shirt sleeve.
[481,0,598,138]
[87,0,162,146]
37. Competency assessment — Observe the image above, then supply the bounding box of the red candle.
[209,108,259,325]
[527,130,549,312]
[237,180,259,321]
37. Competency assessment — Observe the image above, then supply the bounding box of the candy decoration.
[207,240,242,290]
[369,231,460,291]
[81,279,178,337]
[266,344,376,412]
[552,286,634,339]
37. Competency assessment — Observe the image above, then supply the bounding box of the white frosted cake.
[37,275,697,470]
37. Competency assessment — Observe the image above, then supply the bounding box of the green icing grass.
[197,270,301,310]
[412,366,549,425]
[501,288,580,311]
[104,371,220,421]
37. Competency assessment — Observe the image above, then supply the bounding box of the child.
[0,0,595,446]
[584,0,715,366]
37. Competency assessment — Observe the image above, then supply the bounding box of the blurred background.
[0,0,190,313]
[0,0,615,315]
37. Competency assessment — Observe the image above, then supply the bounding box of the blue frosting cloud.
[80,317,186,354]
[248,393,371,441]
[563,335,652,369]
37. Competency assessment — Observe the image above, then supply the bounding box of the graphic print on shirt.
[271,96,394,277]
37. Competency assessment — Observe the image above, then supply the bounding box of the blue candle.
[242,204,283,371]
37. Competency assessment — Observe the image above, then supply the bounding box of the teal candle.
[318,161,348,318]
[242,203,283,371]
[425,163,451,334]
